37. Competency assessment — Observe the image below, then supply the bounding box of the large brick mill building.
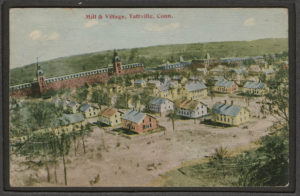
[10,50,144,97]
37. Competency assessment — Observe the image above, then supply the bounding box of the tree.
[265,67,289,123]
[91,89,111,107]
[125,76,132,87]
[73,87,89,103]
[259,73,266,83]
[237,125,288,186]
[115,92,130,109]
[209,146,230,178]
[56,132,71,185]
[244,92,253,107]
[12,132,57,184]
[28,102,62,130]
[131,94,140,110]
[167,111,177,132]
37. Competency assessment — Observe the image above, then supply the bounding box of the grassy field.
[10,38,288,85]
[151,123,289,187]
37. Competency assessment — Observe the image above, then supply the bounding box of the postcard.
[9,8,289,187]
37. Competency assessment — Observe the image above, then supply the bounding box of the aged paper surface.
[9,8,289,187]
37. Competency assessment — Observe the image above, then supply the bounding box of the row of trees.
[12,125,92,185]
[207,66,289,186]
[10,100,93,185]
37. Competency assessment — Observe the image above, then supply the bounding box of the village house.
[67,101,80,113]
[262,68,276,80]
[176,99,208,118]
[243,81,266,96]
[99,107,124,126]
[53,113,87,135]
[172,75,188,84]
[214,80,238,93]
[197,68,208,75]
[122,110,157,133]
[61,99,69,110]
[158,75,171,83]
[246,76,259,82]
[248,65,261,74]
[147,80,161,88]
[152,84,173,100]
[12,113,87,143]
[184,81,207,100]
[212,100,251,126]
[189,76,204,82]
[109,84,123,94]
[149,97,174,113]
[134,79,147,88]
[209,67,225,76]
[80,103,100,118]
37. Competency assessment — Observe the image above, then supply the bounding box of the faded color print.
[9,8,289,187]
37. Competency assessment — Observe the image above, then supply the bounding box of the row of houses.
[134,78,267,100]
[197,65,276,79]
[13,97,251,143]
[148,97,250,126]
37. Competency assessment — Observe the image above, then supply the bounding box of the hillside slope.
[10,38,288,85]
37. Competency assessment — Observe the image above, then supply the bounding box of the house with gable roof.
[243,81,266,96]
[184,81,207,100]
[214,80,238,93]
[149,97,174,113]
[122,110,157,133]
[99,107,124,126]
[68,100,80,113]
[212,100,251,126]
[152,83,173,100]
[134,79,147,88]
[176,99,208,118]
[80,103,100,118]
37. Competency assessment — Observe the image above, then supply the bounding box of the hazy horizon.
[10,37,287,70]
[10,8,288,69]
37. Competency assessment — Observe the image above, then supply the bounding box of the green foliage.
[27,102,62,130]
[160,124,289,187]
[10,38,288,85]
[73,86,89,103]
[115,93,130,109]
[91,89,111,106]
[266,67,289,122]
[243,59,256,67]
[236,125,289,186]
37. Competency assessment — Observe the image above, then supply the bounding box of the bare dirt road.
[10,112,276,187]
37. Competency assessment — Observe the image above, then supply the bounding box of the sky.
[9,8,288,68]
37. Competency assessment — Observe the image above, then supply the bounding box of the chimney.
[231,100,234,105]
[224,100,227,104]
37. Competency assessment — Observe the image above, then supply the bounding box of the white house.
[80,103,100,118]
[149,97,174,113]
[176,100,208,118]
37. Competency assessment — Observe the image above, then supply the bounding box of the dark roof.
[100,108,121,117]
[244,81,265,89]
[185,82,207,91]
[80,104,91,112]
[212,102,243,117]
[134,80,146,84]
[215,80,235,87]
[122,110,146,124]
[68,101,77,107]
[150,97,172,105]
[177,100,205,110]
[55,113,85,127]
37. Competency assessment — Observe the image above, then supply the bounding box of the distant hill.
[10,38,288,86]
